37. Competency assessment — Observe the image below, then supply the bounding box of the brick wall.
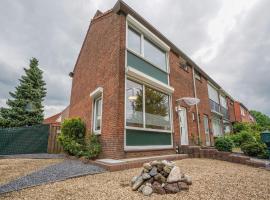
[69,11,126,158]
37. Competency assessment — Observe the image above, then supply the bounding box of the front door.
[203,115,211,146]
[179,107,189,145]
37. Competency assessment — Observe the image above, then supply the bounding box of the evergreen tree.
[250,110,270,130]
[0,58,46,127]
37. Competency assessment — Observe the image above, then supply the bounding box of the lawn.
[0,158,63,185]
[1,158,270,200]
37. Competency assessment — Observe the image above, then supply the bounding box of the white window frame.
[126,15,170,73]
[90,87,103,135]
[195,71,201,80]
[240,106,245,116]
[93,96,102,134]
[125,78,172,133]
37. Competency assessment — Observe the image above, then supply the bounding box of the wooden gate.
[47,125,63,153]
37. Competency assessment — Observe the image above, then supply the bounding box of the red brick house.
[68,1,241,158]
[234,101,255,123]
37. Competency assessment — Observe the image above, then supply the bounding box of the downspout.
[192,67,201,144]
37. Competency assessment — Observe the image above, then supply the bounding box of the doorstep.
[92,154,188,172]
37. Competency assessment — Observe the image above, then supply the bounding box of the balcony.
[220,106,229,120]
[209,99,221,114]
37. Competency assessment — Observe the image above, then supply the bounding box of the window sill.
[126,126,172,133]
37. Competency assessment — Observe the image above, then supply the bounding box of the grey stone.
[178,182,189,190]
[182,175,192,185]
[132,176,144,191]
[138,184,145,192]
[143,163,152,171]
[142,185,153,196]
[163,165,173,174]
[160,171,169,178]
[164,183,180,193]
[142,173,151,180]
[157,163,165,172]
[152,181,166,195]
[149,167,158,177]
[151,160,162,166]
[146,177,154,184]
[154,173,166,183]
[167,166,182,183]
[162,160,175,167]
[131,176,138,186]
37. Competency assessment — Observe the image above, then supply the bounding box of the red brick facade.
[68,2,253,158]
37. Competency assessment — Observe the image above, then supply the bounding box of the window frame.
[125,78,172,133]
[127,24,169,73]
[93,96,103,134]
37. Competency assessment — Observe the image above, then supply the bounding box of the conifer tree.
[0,58,46,127]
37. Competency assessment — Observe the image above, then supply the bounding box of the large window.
[207,84,219,103]
[127,26,167,72]
[93,96,102,133]
[126,79,171,131]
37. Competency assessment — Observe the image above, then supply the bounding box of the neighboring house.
[68,1,241,158]
[234,101,255,123]
[43,106,70,125]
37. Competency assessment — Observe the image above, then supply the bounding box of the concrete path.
[0,160,106,194]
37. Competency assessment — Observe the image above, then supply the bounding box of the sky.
[0,0,269,118]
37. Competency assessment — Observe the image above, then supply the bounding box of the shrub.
[214,137,234,152]
[81,134,101,159]
[241,142,264,157]
[61,118,85,142]
[228,131,256,147]
[57,118,101,159]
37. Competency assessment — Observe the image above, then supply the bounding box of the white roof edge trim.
[90,87,103,98]
[127,14,170,52]
[126,66,174,94]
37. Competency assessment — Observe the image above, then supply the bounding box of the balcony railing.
[209,99,220,114]
[220,106,229,119]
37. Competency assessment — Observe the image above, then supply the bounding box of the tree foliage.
[250,110,270,130]
[0,58,46,127]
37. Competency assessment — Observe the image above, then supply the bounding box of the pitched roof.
[43,112,61,125]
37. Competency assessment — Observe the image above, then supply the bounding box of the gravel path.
[0,159,63,185]
[0,160,106,194]
[1,158,269,200]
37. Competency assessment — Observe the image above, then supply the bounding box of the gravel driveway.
[1,158,269,200]
[0,160,105,194]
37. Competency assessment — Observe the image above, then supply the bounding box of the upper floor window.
[128,27,141,54]
[127,26,167,72]
[220,95,227,109]
[195,71,201,80]
[207,84,219,104]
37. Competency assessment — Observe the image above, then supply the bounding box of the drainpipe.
[192,67,201,144]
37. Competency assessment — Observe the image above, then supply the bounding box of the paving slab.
[0,160,106,194]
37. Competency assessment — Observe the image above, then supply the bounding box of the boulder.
[142,173,151,180]
[178,182,189,190]
[130,176,138,186]
[146,177,154,184]
[182,175,192,185]
[143,163,152,171]
[160,171,169,178]
[157,163,165,172]
[167,166,182,183]
[163,165,172,174]
[132,176,144,191]
[154,173,166,183]
[151,160,162,166]
[138,184,145,192]
[142,185,153,196]
[149,167,158,177]
[164,183,180,193]
[152,181,166,195]
[162,160,175,167]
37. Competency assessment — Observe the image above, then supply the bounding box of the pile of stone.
[130,160,192,196]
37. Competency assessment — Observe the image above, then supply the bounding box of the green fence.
[0,124,49,155]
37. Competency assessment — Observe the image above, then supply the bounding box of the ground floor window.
[93,96,102,133]
[126,79,171,131]
[223,120,231,133]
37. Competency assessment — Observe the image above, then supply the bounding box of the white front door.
[179,107,189,145]
[203,115,211,146]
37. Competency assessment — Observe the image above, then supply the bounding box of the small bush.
[228,131,256,147]
[241,142,264,157]
[61,118,85,141]
[57,118,101,159]
[215,137,234,152]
